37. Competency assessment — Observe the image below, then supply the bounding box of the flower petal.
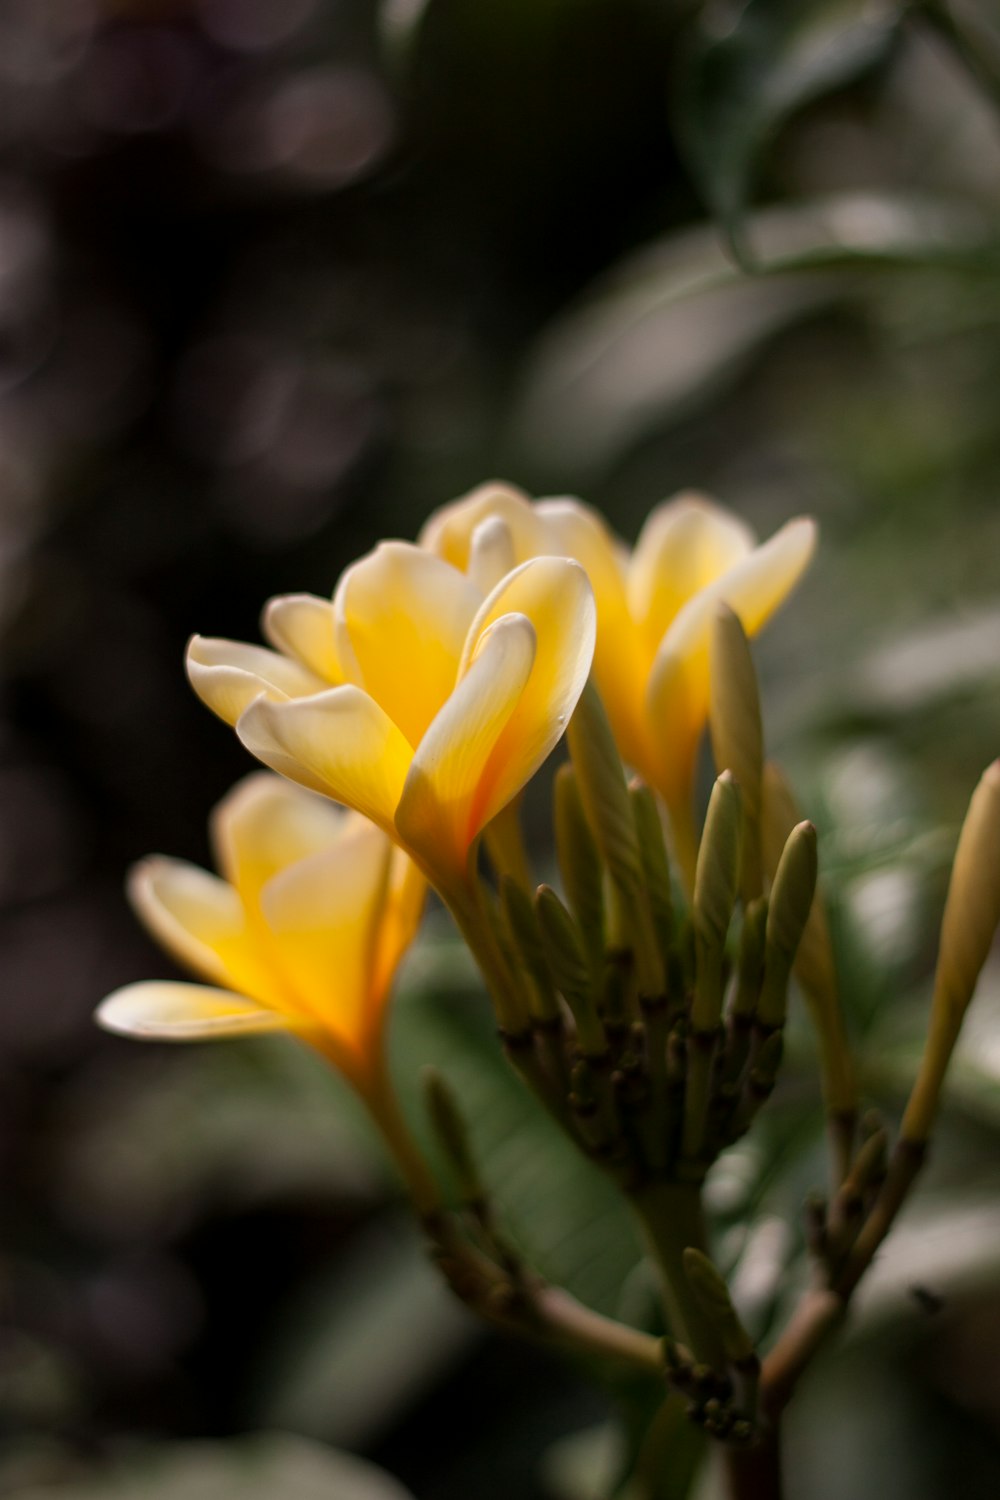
[237,685,413,834]
[396,614,537,877]
[418,480,544,571]
[458,556,596,828]
[128,857,245,986]
[210,772,349,911]
[373,851,427,1003]
[262,594,341,682]
[467,515,518,594]
[333,542,482,748]
[536,498,649,771]
[97,981,288,1040]
[644,517,818,846]
[260,818,395,1052]
[628,494,755,656]
[186,635,325,726]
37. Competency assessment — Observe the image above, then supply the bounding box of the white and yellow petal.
[236,685,413,835]
[418,480,545,571]
[186,635,325,726]
[128,857,246,986]
[97,980,288,1040]
[262,593,341,682]
[396,613,537,876]
[333,543,482,748]
[536,498,648,769]
[260,818,393,1051]
[627,495,755,658]
[210,773,348,912]
[457,556,597,829]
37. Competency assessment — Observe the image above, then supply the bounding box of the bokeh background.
[2,2,1000,1497]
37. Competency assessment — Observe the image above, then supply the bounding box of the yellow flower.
[421,482,815,879]
[96,774,426,1094]
[186,543,596,896]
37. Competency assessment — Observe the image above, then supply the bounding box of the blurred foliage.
[2,0,1000,1496]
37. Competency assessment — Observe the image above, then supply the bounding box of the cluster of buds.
[96,482,1000,1471]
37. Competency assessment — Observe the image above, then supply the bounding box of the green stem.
[629,1182,727,1373]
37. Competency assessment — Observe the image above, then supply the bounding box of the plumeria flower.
[185,543,596,902]
[97,774,426,1100]
[420,482,816,880]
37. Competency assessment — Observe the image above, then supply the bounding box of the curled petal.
[97,980,288,1040]
[187,635,325,726]
[262,594,341,682]
[333,543,482,747]
[128,857,246,987]
[459,557,596,823]
[628,494,755,655]
[467,515,518,594]
[210,773,348,910]
[237,685,413,835]
[418,480,544,571]
[397,614,536,876]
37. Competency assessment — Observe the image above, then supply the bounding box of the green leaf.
[251,1217,475,1446]
[391,973,646,1319]
[7,1435,415,1500]
[510,193,999,481]
[672,0,905,256]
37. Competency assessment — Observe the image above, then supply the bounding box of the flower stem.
[629,1181,727,1374]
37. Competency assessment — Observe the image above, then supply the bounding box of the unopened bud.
[631,782,675,975]
[733,897,768,1021]
[567,681,664,992]
[692,772,743,1032]
[758,821,816,1029]
[762,763,855,1114]
[902,761,1000,1142]
[554,764,605,974]
[423,1068,482,1206]
[682,1248,756,1364]
[536,885,605,1055]
[710,605,764,902]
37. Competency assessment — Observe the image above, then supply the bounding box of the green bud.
[757,821,817,1030]
[500,876,559,1023]
[631,782,675,974]
[709,605,764,903]
[762,763,856,1115]
[567,681,664,993]
[536,885,606,1055]
[692,772,743,1032]
[554,763,605,975]
[423,1068,482,1206]
[903,760,1000,1142]
[732,897,768,1021]
[682,1248,756,1365]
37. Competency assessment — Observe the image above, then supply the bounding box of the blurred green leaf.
[9,1435,415,1500]
[511,193,999,479]
[252,1217,475,1446]
[392,973,645,1319]
[672,0,904,256]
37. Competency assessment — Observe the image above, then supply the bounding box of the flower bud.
[535,885,606,1056]
[709,604,764,902]
[758,821,817,1030]
[902,760,1000,1142]
[692,772,743,1032]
